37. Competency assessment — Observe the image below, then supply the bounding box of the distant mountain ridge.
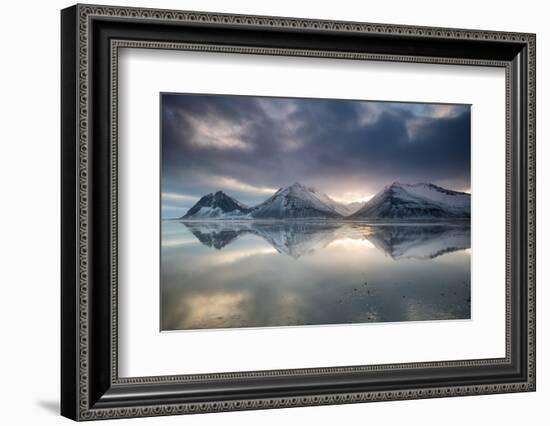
[180,181,470,220]
[349,182,470,220]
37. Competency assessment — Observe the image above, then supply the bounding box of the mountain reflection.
[181,221,470,260]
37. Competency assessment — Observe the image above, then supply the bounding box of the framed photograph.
[160,93,473,331]
[61,4,536,421]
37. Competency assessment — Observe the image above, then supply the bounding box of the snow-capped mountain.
[181,191,250,219]
[249,182,345,219]
[348,182,470,220]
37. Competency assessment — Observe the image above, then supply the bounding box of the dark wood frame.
[61,4,536,421]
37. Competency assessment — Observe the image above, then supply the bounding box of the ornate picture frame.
[61,4,535,421]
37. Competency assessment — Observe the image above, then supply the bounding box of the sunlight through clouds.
[429,104,464,119]
[202,175,278,195]
[185,114,252,151]
[161,192,198,202]
[328,191,374,204]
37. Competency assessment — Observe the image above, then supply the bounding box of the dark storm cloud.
[161,93,470,217]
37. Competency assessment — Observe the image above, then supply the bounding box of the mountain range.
[180,181,470,220]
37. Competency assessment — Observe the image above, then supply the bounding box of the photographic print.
[160,93,471,331]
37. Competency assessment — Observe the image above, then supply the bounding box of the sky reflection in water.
[161,221,471,331]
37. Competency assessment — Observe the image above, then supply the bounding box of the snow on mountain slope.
[341,201,365,215]
[400,183,470,213]
[349,182,470,220]
[249,182,344,219]
[181,191,250,219]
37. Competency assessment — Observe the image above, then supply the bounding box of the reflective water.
[161,220,471,331]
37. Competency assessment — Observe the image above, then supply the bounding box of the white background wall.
[0,0,546,424]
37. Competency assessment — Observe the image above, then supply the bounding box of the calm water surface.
[161,220,471,331]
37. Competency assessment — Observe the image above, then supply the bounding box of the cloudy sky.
[161,93,470,218]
